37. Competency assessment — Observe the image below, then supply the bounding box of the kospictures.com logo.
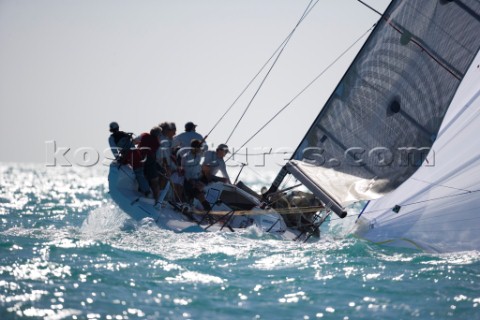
[44,141,434,168]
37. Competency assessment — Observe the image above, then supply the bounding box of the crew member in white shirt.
[173,122,207,152]
[181,139,212,211]
[201,144,231,184]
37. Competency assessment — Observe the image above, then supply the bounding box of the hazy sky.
[0,0,388,172]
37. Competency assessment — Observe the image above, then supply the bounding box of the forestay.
[282,0,480,217]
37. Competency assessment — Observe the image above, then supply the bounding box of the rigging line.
[400,188,479,208]
[206,0,319,141]
[224,0,320,144]
[226,24,375,162]
[435,90,480,152]
[244,164,270,182]
[376,213,480,229]
[278,174,293,194]
[384,200,472,224]
[330,188,480,222]
[229,157,268,183]
[329,184,480,222]
[274,183,303,197]
[355,200,370,222]
[357,188,480,225]
[224,34,291,144]
[362,192,479,226]
[356,0,383,16]
[330,212,360,221]
[401,220,480,233]
[229,150,291,156]
[205,40,288,140]
[410,177,473,193]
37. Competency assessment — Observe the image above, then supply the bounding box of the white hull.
[353,52,480,253]
[108,162,301,240]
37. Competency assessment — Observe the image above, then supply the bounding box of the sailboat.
[263,0,480,252]
[108,161,326,240]
[109,0,480,251]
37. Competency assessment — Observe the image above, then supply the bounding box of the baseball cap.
[185,122,197,131]
[217,143,229,153]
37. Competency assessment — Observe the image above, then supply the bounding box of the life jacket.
[112,131,136,163]
[112,131,126,144]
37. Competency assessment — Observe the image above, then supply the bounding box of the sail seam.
[385,16,463,80]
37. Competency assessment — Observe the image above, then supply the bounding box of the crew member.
[181,139,212,211]
[138,126,162,203]
[173,121,207,151]
[202,144,231,184]
[108,122,149,196]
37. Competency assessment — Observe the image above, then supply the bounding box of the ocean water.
[1,163,479,320]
